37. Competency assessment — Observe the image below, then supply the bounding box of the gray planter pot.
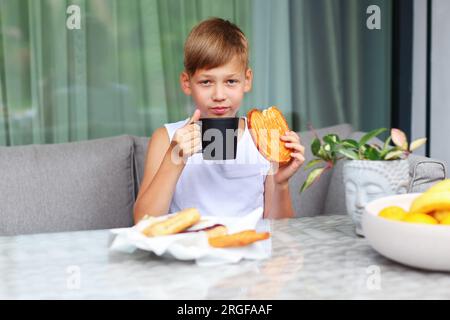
[342,159,410,236]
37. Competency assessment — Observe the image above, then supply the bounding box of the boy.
[133,18,305,222]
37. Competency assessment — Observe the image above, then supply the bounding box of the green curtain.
[0,0,251,146]
[0,0,391,146]
[248,0,392,132]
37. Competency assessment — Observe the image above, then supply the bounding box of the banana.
[424,179,450,194]
[410,191,450,214]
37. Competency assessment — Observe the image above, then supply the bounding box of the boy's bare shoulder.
[148,126,169,146]
[145,127,170,156]
[144,127,170,165]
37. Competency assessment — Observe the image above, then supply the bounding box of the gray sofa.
[0,124,447,236]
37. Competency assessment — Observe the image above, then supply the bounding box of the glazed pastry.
[247,106,291,164]
[208,230,270,248]
[142,208,201,237]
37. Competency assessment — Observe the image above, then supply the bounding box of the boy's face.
[180,56,253,118]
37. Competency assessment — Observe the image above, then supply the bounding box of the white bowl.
[363,193,450,271]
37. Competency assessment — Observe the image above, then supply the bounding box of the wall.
[430,0,450,169]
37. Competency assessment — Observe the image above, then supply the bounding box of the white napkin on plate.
[109,207,271,266]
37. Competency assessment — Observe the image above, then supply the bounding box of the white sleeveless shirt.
[164,117,271,217]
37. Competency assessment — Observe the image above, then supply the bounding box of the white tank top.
[164,117,271,217]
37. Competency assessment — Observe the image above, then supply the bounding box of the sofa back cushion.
[0,135,136,236]
[133,136,149,188]
[407,154,448,192]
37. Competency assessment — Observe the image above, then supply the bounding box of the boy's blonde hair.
[184,17,249,76]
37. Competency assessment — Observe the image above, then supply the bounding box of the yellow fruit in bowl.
[440,215,450,225]
[423,179,450,194]
[402,213,438,225]
[432,210,450,223]
[410,191,450,215]
[379,206,407,221]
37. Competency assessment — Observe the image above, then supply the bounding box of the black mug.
[198,117,240,160]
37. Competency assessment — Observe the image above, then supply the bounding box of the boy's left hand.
[273,131,305,186]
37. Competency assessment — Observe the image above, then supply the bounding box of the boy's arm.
[134,110,201,223]
[133,127,185,223]
[263,174,295,219]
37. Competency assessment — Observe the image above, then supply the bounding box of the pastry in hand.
[247,106,291,164]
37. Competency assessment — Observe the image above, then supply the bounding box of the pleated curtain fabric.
[0,0,392,147]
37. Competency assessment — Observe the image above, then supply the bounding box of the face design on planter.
[344,169,394,222]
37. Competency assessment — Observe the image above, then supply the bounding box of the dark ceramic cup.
[198,117,240,160]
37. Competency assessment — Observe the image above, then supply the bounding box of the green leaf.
[371,144,382,151]
[304,159,323,170]
[383,136,392,151]
[358,128,387,147]
[358,144,367,157]
[341,139,359,149]
[364,146,381,160]
[323,134,340,144]
[300,167,325,192]
[380,146,398,159]
[384,150,404,160]
[311,138,321,156]
[317,146,328,160]
[336,147,359,160]
[409,138,427,151]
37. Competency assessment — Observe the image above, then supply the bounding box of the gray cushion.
[132,135,149,189]
[407,154,448,192]
[323,132,448,215]
[322,160,347,215]
[0,135,136,236]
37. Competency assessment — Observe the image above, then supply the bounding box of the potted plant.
[301,127,427,236]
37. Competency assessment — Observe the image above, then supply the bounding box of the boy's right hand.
[171,109,202,161]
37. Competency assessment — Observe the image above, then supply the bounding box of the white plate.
[363,193,450,272]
